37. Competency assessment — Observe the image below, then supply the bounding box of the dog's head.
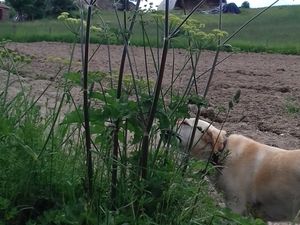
[177,118,227,160]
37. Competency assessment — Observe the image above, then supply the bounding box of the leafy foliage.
[0,43,31,71]
[5,0,76,20]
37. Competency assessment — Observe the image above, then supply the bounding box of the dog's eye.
[197,127,203,133]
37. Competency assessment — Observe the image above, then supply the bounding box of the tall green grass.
[0,6,300,54]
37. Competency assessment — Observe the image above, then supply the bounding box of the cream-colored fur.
[178,118,300,222]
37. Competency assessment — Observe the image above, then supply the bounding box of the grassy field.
[0,6,299,54]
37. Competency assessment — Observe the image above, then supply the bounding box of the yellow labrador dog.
[178,118,300,222]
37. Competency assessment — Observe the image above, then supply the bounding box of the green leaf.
[233,89,241,104]
[61,110,83,124]
[157,111,170,129]
[127,118,143,144]
[188,95,208,107]
[228,100,234,109]
[89,109,104,122]
[64,72,81,85]
[64,71,108,86]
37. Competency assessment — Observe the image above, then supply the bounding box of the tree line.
[5,0,77,20]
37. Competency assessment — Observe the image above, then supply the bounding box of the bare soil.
[3,42,300,149]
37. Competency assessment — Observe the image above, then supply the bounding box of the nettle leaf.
[88,71,107,82]
[61,110,83,124]
[104,101,122,119]
[169,98,189,119]
[61,108,102,125]
[90,123,108,135]
[156,110,170,129]
[64,71,108,86]
[64,72,81,85]
[188,95,208,107]
[229,100,234,110]
[233,89,241,104]
[127,118,143,144]
[90,89,117,102]
[89,91,103,101]
[89,109,104,122]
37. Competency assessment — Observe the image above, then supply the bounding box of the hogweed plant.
[0,0,279,224]
[57,1,270,224]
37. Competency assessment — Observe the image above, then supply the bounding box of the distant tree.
[241,1,250,8]
[47,0,76,15]
[5,0,34,20]
[5,0,76,20]
[5,0,48,20]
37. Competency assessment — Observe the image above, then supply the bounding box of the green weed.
[285,98,300,115]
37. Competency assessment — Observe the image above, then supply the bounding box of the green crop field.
[0,6,299,53]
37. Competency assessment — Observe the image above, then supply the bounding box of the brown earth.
[1,42,300,224]
[3,42,299,149]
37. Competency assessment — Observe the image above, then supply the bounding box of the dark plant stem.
[140,15,151,95]
[221,0,279,46]
[83,0,95,201]
[182,2,222,174]
[169,0,206,38]
[13,69,61,125]
[38,93,66,159]
[181,106,201,174]
[139,0,170,179]
[68,37,78,72]
[111,0,141,210]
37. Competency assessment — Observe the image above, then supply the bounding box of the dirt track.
[3,42,300,149]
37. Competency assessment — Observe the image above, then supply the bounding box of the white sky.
[146,0,300,9]
[1,0,299,9]
[230,0,300,8]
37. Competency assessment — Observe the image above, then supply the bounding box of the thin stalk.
[163,54,192,96]
[139,0,170,179]
[1,47,25,106]
[106,43,113,88]
[170,45,175,100]
[110,0,141,209]
[38,93,66,159]
[156,17,160,72]
[189,51,201,94]
[221,0,280,46]
[88,43,102,63]
[14,69,62,125]
[202,109,230,174]
[203,0,223,98]
[94,13,113,87]
[140,15,151,95]
[139,21,167,112]
[196,53,233,79]
[142,23,159,76]
[3,69,11,106]
[68,37,78,72]
[169,0,206,38]
[182,3,223,174]
[126,48,146,125]
[181,105,201,174]
[82,0,96,200]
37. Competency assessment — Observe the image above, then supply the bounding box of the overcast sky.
[1,0,299,9]
[230,0,300,8]
[149,0,300,9]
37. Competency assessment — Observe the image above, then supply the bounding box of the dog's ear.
[203,127,227,152]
